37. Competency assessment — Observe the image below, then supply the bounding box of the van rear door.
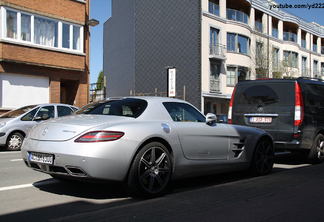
[231,80,296,143]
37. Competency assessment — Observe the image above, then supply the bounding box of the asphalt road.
[1,150,323,222]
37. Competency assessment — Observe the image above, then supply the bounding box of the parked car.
[217,114,228,123]
[22,97,274,198]
[228,77,324,163]
[0,104,78,151]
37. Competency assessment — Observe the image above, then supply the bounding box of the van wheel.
[307,134,324,164]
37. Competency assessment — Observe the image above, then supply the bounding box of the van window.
[234,82,295,107]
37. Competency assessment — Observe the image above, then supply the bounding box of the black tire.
[123,142,172,198]
[307,134,324,164]
[6,132,24,151]
[249,138,274,176]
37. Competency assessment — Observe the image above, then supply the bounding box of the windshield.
[0,105,38,118]
[74,98,147,118]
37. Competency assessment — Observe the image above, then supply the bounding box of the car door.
[163,102,229,160]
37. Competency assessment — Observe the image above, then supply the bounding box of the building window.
[302,57,309,77]
[227,33,250,55]
[227,66,248,86]
[283,51,298,68]
[210,28,219,55]
[227,33,235,52]
[34,16,58,47]
[227,67,236,86]
[209,0,219,16]
[6,10,17,39]
[301,32,306,48]
[210,63,220,91]
[321,63,324,76]
[21,13,31,41]
[226,9,248,24]
[314,60,319,77]
[272,28,278,38]
[272,47,279,71]
[283,31,297,43]
[3,7,83,53]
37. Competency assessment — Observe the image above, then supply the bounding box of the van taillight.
[228,86,236,124]
[294,82,304,126]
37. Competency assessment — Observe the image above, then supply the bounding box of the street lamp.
[86,19,99,27]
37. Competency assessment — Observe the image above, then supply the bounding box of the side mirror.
[206,113,217,125]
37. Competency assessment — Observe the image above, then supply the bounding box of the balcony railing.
[210,43,226,59]
[301,68,311,77]
[313,70,320,78]
[313,44,318,53]
[272,28,278,38]
[226,9,248,24]
[209,2,219,16]
[301,39,306,48]
[255,21,263,32]
[283,32,297,43]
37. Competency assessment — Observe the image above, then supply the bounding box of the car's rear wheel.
[6,132,24,151]
[123,142,172,198]
[249,138,274,176]
[307,134,324,164]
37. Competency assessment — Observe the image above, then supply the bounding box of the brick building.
[0,0,91,114]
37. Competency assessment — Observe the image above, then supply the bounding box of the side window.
[21,108,39,121]
[35,106,54,120]
[57,106,73,117]
[163,102,205,122]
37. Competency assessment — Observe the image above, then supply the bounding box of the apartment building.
[103,0,324,113]
[0,0,91,114]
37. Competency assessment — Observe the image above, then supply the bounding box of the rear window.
[75,98,147,118]
[233,82,295,107]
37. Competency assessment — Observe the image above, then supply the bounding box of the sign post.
[167,67,176,97]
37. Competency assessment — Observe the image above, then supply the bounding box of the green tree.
[96,70,103,90]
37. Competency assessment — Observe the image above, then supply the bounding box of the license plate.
[29,152,53,164]
[250,117,272,123]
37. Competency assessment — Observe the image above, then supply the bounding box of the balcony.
[313,44,318,53]
[209,43,226,60]
[272,28,278,38]
[255,21,263,32]
[301,68,311,77]
[209,2,219,16]
[226,9,248,25]
[283,32,297,43]
[301,39,306,48]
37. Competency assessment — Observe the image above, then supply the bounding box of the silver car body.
[21,97,273,196]
[0,104,78,150]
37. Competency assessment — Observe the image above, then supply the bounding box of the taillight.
[294,82,304,126]
[228,85,236,124]
[75,131,124,143]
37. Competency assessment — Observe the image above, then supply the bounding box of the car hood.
[29,115,131,141]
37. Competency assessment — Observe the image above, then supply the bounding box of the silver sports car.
[21,97,274,197]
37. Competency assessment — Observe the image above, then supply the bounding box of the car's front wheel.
[123,142,172,198]
[249,138,274,176]
[6,132,24,151]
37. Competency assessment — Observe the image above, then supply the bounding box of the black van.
[228,77,324,163]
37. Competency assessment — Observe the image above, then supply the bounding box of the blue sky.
[89,0,323,84]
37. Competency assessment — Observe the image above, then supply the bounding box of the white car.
[0,104,78,150]
[22,97,274,198]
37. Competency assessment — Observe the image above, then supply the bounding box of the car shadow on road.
[33,178,130,200]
